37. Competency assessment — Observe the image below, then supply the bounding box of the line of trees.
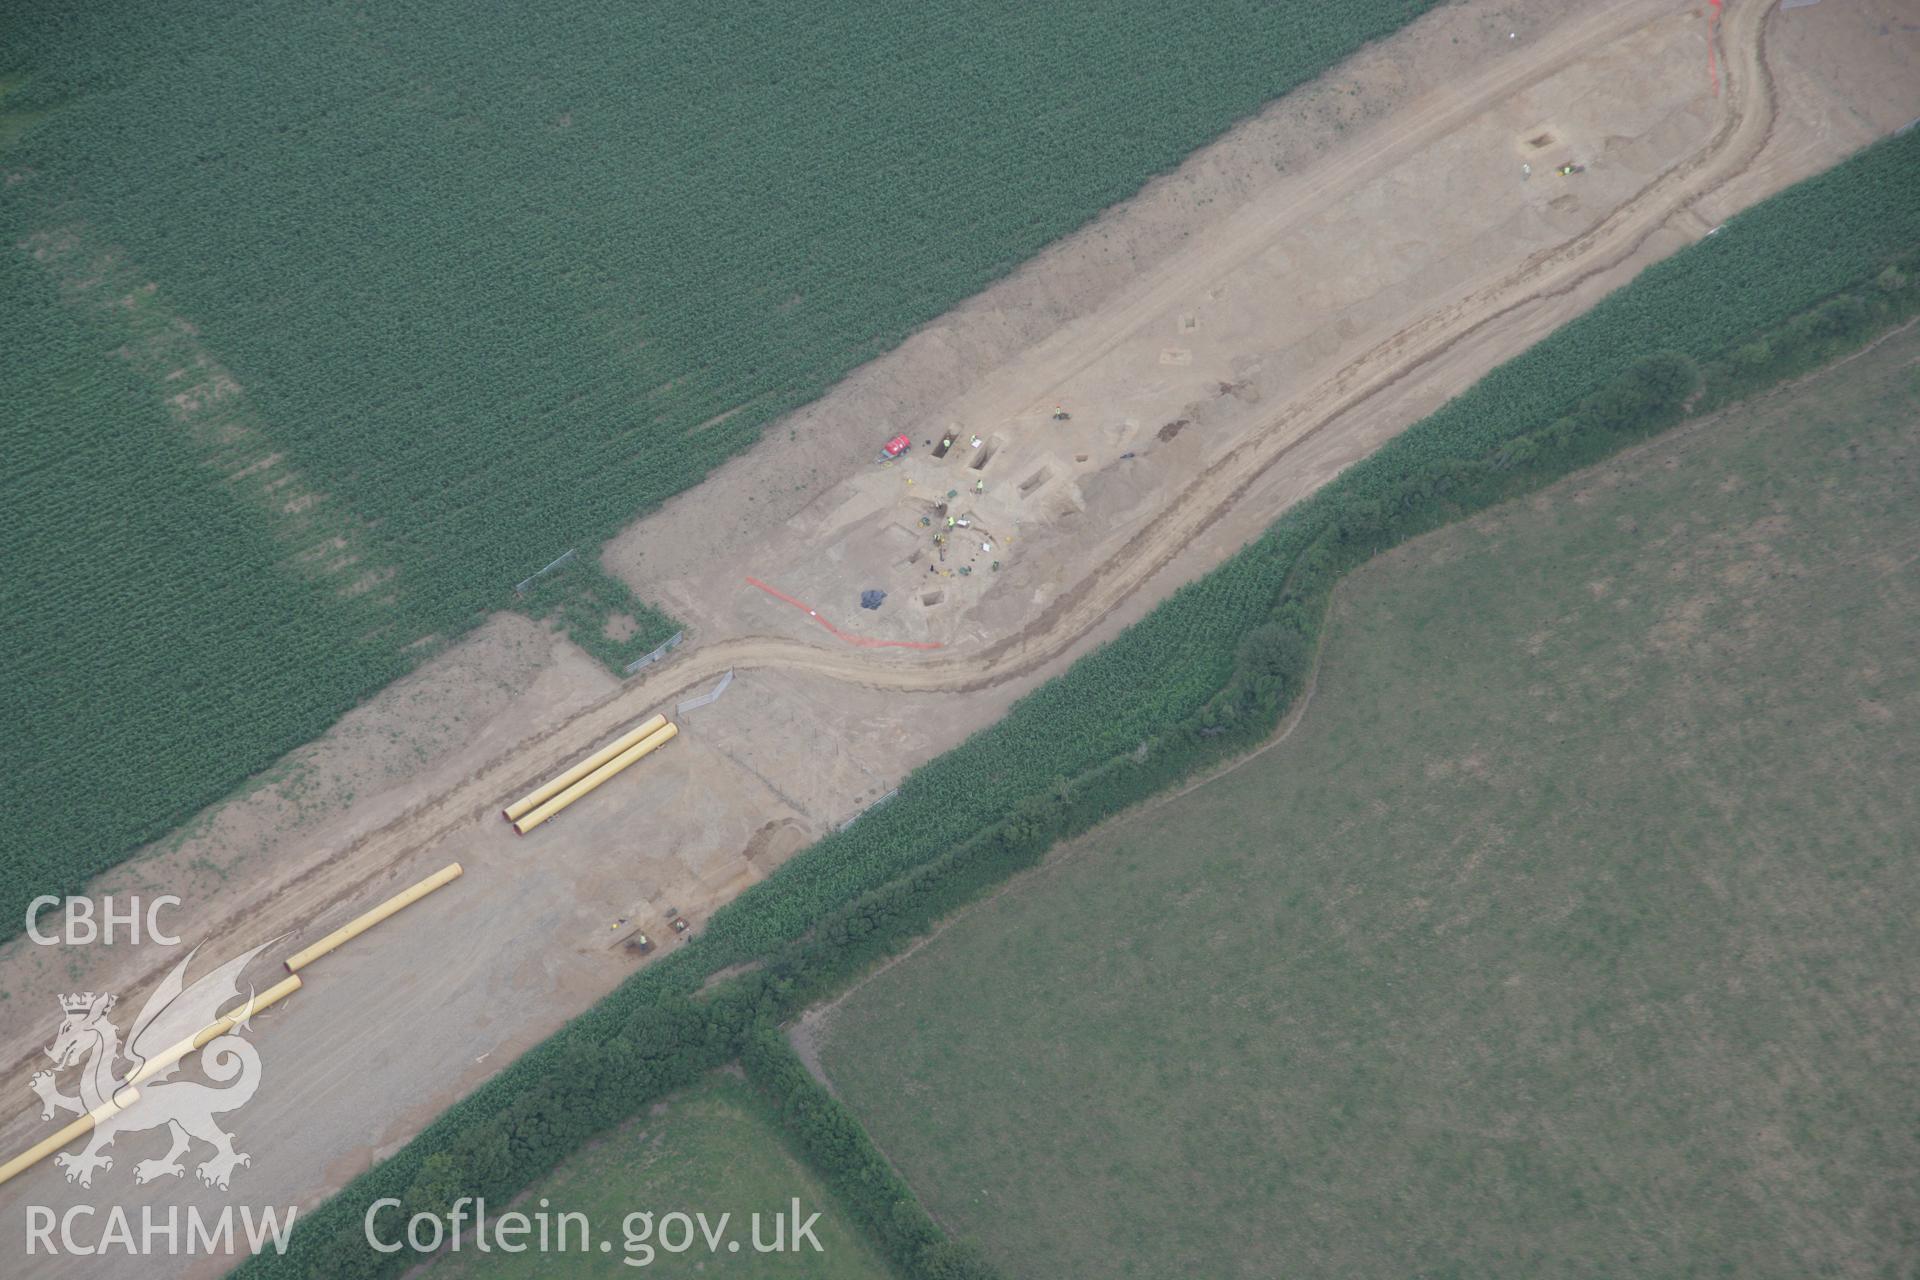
[740,1026,1002,1279]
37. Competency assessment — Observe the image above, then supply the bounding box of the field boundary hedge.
[739,1028,1003,1279]
[231,129,1920,1279]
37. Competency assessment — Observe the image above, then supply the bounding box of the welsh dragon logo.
[30,941,276,1190]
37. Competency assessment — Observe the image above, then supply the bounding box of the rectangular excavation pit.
[1018,465,1054,497]
[1513,122,1567,159]
[921,590,944,606]
[932,433,955,459]
[969,435,1003,470]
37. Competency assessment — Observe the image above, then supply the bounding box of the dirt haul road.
[3,1,1916,1273]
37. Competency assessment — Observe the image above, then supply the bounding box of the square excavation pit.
[1514,122,1576,170]
[1516,123,1563,154]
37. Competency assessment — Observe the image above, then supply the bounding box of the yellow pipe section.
[503,714,667,822]
[285,862,464,972]
[0,971,308,1187]
[514,722,678,836]
[0,1088,139,1189]
[120,975,304,1095]
[195,977,299,1046]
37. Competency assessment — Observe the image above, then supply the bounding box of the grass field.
[817,327,1920,1278]
[426,1072,890,1278]
[0,0,1437,942]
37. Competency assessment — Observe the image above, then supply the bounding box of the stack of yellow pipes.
[0,863,462,1189]
[503,714,679,835]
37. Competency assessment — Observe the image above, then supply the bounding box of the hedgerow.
[740,1027,1003,1280]
[229,130,1920,1279]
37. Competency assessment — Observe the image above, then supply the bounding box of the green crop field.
[0,0,1441,937]
[816,327,1920,1278]
[0,253,415,913]
[426,1072,890,1278]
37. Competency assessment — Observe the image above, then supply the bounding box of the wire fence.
[514,548,576,596]
[623,630,685,676]
[676,668,733,714]
[835,787,899,832]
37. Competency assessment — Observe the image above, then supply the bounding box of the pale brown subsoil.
[1,2,1914,1273]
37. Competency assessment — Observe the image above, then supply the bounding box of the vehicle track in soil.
[0,0,1779,1104]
